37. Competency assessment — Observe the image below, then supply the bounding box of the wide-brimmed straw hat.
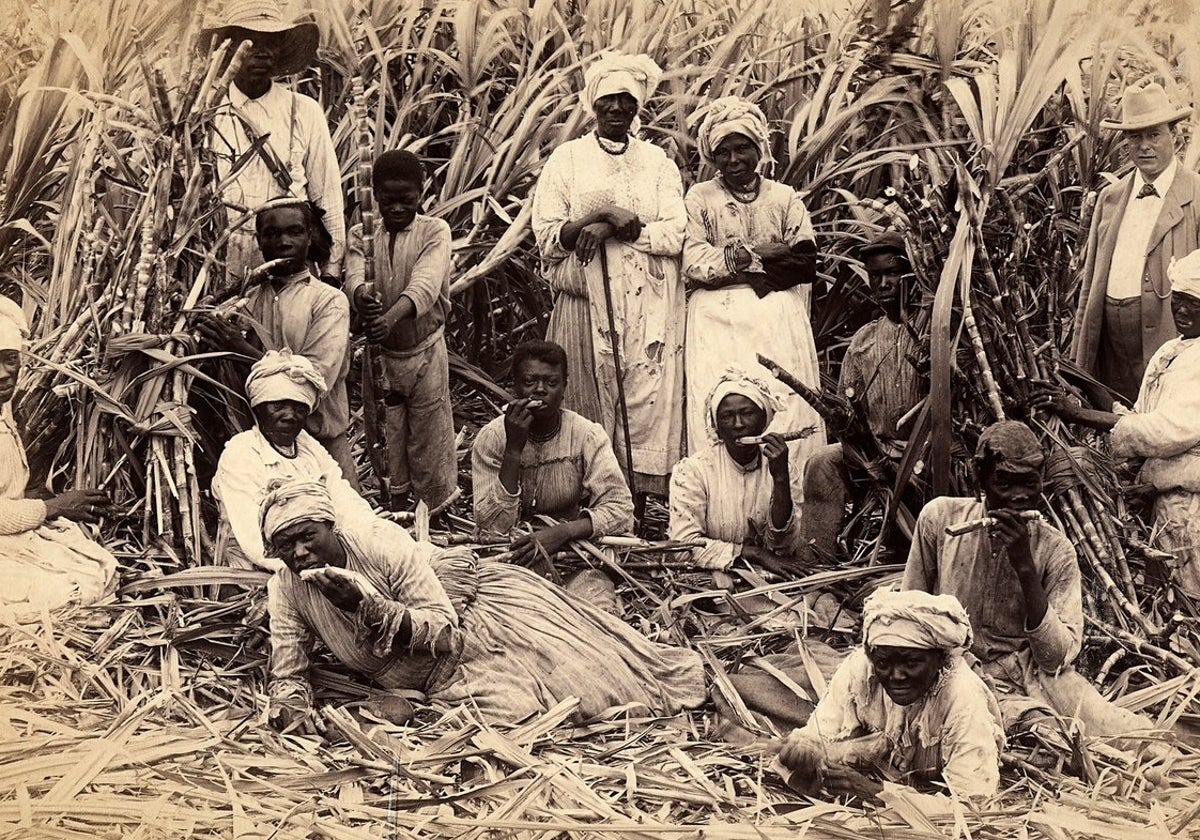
[1100,82,1191,131]
[199,0,319,78]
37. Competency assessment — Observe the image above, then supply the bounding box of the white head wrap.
[705,366,783,439]
[862,588,973,655]
[0,295,29,352]
[691,96,771,169]
[259,477,337,543]
[1168,249,1200,300]
[582,51,663,115]
[245,349,327,409]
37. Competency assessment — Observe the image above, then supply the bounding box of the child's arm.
[378,219,452,332]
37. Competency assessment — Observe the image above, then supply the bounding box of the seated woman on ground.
[212,350,376,572]
[472,340,634,568]
[669,367,799,578]
[777,589,1003,802]
[260,476,705,730]
[0,295,118,621]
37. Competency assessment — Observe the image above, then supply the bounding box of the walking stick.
[599,245,636,486]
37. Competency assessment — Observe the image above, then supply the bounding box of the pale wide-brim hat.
[1100,82,1191,131]
[199,0,320,78]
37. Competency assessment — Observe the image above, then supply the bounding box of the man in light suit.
[1071,82,1200,406]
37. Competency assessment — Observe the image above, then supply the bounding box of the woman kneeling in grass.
[778,589,1003,801]
[261,476,705,730]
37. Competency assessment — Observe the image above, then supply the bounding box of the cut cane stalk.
[735,426,818,445]
[944,510,1042,536]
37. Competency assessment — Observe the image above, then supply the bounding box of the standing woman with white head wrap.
[531,51,686,499]
[681,96,825,488]
[1044,247,1200,596]
[0,295,118,622]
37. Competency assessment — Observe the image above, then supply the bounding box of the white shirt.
[1107,158,1178,299]
[211,83,346,272]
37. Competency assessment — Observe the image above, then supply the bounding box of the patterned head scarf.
[259,477,337,543]
[691,96,771,169]
[1168,248,1200,300]
[582,51,663,115]
[245,349,327,409]
[706,366,783,438]
[974,420,1044,474]
[0,295,29,352]
[862,588,973,655]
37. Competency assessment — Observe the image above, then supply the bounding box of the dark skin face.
[867,645,945,706]
[253,399,309,449]
[270,519,344,575]
[1171,290,1200,339]
[228,32,280,98]
[256,206,313,276]
[375,176,423,234]
[513,358,566,417]
[979,463,1042,512]
[0,349,20,405]
[865,250,910,322]
[715,394,768,464]
[593,92,638,142]
[712,133,762,191]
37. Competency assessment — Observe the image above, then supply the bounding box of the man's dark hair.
[373,150,425,188]
[511,340,568,380]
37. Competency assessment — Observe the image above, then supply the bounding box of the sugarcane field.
[6,0,1200,835]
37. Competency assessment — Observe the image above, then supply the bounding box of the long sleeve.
[212,444,278,571]
[797,649,868,744]
[579,425,634,537]
[900,502,941,593]
[934,666,1003,798]
[0,497,46,535]
[1025,532,1083,672]
[266,575,316,700]
[630,152,686,257]
[1112,348,1200,460]
[292,290,349,402]
[781,188,816,246]
[354,519,458,657]
[392,219,451,320]
[682,188,733,285]
[471,419,521,535]
[314,441,377,531]
[531,147,574,263]
[669,458,738,570]
[343,223,367,304]
[297,94,345,274]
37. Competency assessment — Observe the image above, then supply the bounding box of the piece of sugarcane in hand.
[945,510,1043,537]
[736,426,818,445]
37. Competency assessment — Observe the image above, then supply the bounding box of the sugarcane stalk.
[1055,503,1128,630]
[960,291,1005,421]
[1081,489,1139,602]
[1087,615,1193,676]
[1067,487,1140,606]
[351,71,391,504]
[735,426,818,445]
[944,509,1043,537]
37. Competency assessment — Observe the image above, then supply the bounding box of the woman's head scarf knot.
[582,51,663,115]
[705,366,784,438]
[690,96,771,169]
[1168,248,1200,299]
[862,588,973,655]
[245,349,328,410]
[0,295,29,352]
[259,476,337,543]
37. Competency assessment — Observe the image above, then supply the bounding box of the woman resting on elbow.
[777,589,1003,802]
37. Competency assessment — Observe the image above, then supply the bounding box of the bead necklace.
[723,174,762,204]
[528,413,563,445]
[595,133,630,156]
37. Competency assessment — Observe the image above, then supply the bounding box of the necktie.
[1137,183,1159,199]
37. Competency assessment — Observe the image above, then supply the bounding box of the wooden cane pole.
[598,245,635,486]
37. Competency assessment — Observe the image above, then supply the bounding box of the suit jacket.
[1070,165,1200,377]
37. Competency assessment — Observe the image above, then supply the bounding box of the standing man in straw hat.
[1071,80,1200,406]
[201,0,345,285]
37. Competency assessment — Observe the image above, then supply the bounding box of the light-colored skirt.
[0,520,118,623]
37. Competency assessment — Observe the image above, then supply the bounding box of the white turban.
[259,477,337,543]
[0,295,29,352]
[862,588,973,655]
[582,52,663,115]
[691,96,771,168]
[1168,249,1200,299]
[245,349,327,409]
[705,366,783,438]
